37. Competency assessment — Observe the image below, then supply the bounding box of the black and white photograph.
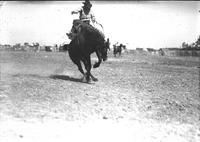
[0,0,200,142]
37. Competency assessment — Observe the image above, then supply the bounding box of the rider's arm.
[90,12,103,29]
[71,8,81,15]
[90,11,97,23]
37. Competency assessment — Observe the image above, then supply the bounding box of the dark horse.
[63,22,110,82]
[113,43,126,57]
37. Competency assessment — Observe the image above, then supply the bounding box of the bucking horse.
[63,21,110,83]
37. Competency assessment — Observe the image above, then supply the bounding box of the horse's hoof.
[82,76,91,83]
[86,76,91,83]
[93,63,99,68]
[92,78,98,82]
[87,79,91,83]
[82,76,87,83]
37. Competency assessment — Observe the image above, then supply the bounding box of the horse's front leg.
[83,56,98,82]
[93,50,102,68]
[82,56,92,82]
[77,61,90,82]
[74,60,89,82]
[74,60,85,75]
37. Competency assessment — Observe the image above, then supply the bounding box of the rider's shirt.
[73,7,96,25]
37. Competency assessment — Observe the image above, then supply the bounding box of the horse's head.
[101,40,110,61]
[62,44,70,51]
[122,44,126,49]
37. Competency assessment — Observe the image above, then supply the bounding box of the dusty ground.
[0,50,200,142]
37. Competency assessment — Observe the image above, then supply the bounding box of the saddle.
[68,19,105,41]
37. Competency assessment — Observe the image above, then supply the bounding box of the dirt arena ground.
[0,50,200,142]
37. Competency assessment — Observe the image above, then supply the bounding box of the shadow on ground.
[12,73,93,84]
[49,74,94,84]
[12,73,47,79]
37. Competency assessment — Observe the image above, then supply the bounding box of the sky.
[0,1,200,49]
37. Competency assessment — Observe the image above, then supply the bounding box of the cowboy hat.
[82,0,92,8]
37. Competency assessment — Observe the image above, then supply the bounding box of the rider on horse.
[66,0,105,40]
